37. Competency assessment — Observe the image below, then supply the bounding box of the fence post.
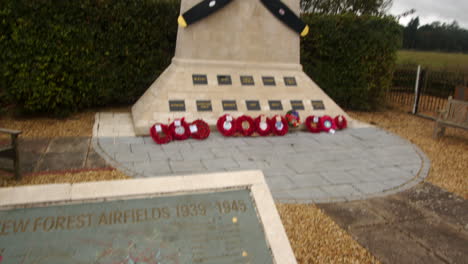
[412,65,422,114]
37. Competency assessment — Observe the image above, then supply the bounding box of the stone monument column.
[132,0,349,135]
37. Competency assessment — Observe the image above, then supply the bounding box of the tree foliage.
[402,17,468,53]
[301,0,392,15]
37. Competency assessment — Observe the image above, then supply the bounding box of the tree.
[403,17,419,49]
[300,0,393,16]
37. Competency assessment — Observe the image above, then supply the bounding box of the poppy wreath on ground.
[190,119,211,140]
[169,118,191,140]
[217,114,237,136]
[305,115,322,133]
[236,115,255,136]
[269,115,289,136]
[285,110,301,128]
[334,115,348,130]
[149,123,172,144]
[254,115,271,136]
[319,115,337,133]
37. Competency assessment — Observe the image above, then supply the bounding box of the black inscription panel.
[268,100,283,111]
[290,100,305,110]
[169,100,186,112]
[217,75,232,85]
[240,75,255,86]
[192,74,208,85]
[196,100,212,112]
[262,76,276,86]
[312,100,326,110]
[284,77,297,86]
[246,100,261,111]
[222,100,238,111]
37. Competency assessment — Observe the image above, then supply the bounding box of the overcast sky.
[389,0,468,28]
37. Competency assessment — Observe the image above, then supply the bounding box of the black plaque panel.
[192,74,208,85]
[311,100,326,110]
[284,77,297,86]
[222,100,238,111]
[196,100,213,112]
[262,76,276,86]
[240,75,255,86]
[217,75,232,85]
[169,100,186,112]
[290,100,305,110]
[268,100,283,111]
[246,100,261,111]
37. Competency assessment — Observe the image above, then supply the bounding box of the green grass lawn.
[397,50,468,72]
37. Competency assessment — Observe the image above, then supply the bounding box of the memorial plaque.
[217,75,232,85]
[290,100,305,110]
[268,100,283,111]
[196,100,213,112]
[192,74,208,85]
[246,100,261,111]
[284,77,297,86]
[262,76,276,86]
[311,100,326,110]
[169,100,186,111]
[222,100,238,111]
[0,189,274,263]
[240,75,255,86]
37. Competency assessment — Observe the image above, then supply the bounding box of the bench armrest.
[0,128,22,135]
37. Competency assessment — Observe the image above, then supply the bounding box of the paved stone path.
[93,113,430,203]
[319,182,468,264]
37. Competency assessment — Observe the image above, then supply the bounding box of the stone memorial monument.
[132,0,349,135]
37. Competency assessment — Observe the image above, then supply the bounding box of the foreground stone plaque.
[240,75,255,86]
[312,100,325,110]
[0,171,297,264]
[217,75,232,85]
[246,100,261,111]
[193,74,208,85]
[222,100,238,111]
[290,100,305,110]
[284,77,297,86]
[262,76,276,86]
[269,100,283,111]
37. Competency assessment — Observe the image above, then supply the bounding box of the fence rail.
[387,65,467,117]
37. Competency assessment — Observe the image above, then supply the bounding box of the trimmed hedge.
[1,0,179,115]
[1,1,401,114]
[301,14,402,110]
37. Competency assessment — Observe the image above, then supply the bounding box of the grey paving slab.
[93,113,430,203]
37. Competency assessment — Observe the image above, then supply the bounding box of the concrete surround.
[131,0,350,135]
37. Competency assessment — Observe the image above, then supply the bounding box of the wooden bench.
[0,128,22,180]
[433,96,468,139]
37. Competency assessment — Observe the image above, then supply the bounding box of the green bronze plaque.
[193,74,208,85]
[246,100,261,111]
[311,100,325,110]
[262,76,276,86]
[284,77,297,86]
[196,100,213,112]
[0,189,274,263]
[268,100,283,111]
[290,100,305,110]
[240,75,255,86]
[169,100,186,112]
[222,100,238,111]
[217,75,232,85]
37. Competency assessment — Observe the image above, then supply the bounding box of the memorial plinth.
[132,0,350,135]
[0,171,297,263]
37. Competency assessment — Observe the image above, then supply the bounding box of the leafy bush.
[301,13,402,110]
[0,0,179,115]
[1,1,401,114]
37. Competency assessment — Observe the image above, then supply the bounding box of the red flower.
[190,119,211,140]
[254,115,271,136]
[269,115,288,136]
[305,115,322,133]
[169,118,190,140]
[334,115,348,130]
[217,114,237,136]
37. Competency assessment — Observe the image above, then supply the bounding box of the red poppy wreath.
[319,115,337,133]
[236,115,255,136]
[254,115,271,136]
[269,115,289,136]
[334,115,348,130]
[169,118,191,140]
[190,119,211,140]
[217,114,237,136]
[305,115,321,133]
[149,123,172,144]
